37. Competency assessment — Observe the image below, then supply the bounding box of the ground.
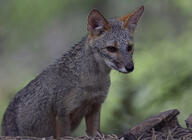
[1,109,192,140]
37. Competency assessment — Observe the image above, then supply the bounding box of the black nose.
[125,64,134,72]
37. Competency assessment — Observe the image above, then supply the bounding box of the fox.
[1,6,144,138]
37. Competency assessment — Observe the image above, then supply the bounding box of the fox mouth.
[117,67,130,73]
[104,60,131,74]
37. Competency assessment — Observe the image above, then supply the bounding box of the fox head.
[87,6,144,73]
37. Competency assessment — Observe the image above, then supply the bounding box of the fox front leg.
[56,115,71,139]
[85,103,101,136]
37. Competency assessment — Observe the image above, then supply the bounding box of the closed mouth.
[110,64,130,74]
[117,67,130,74]
[105,60,131,74]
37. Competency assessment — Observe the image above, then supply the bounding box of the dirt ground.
[1,109,192,140]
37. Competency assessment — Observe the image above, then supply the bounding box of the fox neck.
[53,36,111,78]
[85,38,111,75]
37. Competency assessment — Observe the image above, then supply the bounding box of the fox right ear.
[87,9,111,37]
[120,6,144,34]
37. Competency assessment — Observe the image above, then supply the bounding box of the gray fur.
[1,7,143,137]
[1,36,111,137]
[89,19,134,73]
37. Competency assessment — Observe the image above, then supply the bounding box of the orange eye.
[106,46,118,53]
[127,44,133,52]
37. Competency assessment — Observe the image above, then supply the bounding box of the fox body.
[1,6,144,138]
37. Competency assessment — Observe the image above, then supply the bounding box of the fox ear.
[87,9,111,37]
[120,6,144,34]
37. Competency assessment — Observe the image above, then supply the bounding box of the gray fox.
[1,6,144,138]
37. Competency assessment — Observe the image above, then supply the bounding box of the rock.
[121,109,192,139]
[186,113,192,129]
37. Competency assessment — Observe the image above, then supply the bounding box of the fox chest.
[63,74,110,113]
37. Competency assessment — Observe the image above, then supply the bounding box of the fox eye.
[106,46,118,53]
[127,44,133,52]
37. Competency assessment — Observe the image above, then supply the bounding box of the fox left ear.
[120,6,144,34]
[87,9,111,37]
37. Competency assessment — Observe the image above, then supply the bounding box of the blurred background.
[0,0,192,136]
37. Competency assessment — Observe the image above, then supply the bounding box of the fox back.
[1,6,144,138]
